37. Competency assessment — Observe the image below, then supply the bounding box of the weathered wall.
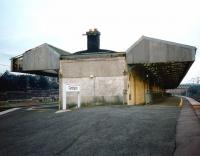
[60,57,126,77]
[127,68,148,105]
[61,76,125,105]
[127,36,196,64]
[127,66,165,105]
[59,56,127,107]
[23,44,60,71]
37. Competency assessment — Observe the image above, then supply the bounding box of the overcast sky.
[0,0,200,83]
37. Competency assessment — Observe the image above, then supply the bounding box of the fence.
[0,89,58,101]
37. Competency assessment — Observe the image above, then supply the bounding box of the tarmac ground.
[0,96,197,156]
[174,97,200,156]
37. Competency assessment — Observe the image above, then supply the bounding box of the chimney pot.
[86,28,100,52]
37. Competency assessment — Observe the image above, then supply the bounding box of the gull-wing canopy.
[126,36,196,89]
[11,43,70,76]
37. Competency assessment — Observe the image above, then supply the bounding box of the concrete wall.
[60,57,126,77]
[59,56,127,107]
[127,67,163,105]
[23,44,60,71]
[127,36,196,64]
[127,68,148,105]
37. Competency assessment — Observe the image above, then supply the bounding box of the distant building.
[11,29,196,108]
[167,83,200,96]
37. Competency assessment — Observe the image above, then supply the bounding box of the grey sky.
[0,0,200,83]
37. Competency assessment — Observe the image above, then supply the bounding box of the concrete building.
[11,43,70,77]
[11,29,196,108]
[126,36,196,104]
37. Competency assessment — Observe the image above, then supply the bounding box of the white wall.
[59,55,127,107]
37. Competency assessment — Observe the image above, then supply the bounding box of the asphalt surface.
[0,98,180,156]
[175,98,200,156]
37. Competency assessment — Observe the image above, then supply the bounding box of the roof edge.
[127,36,197,53]
[142,36,197,51]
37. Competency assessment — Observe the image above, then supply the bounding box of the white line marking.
[26,107,34,111]
[55,109,71,113]
[0,108,21,115]
[185,97,200,106]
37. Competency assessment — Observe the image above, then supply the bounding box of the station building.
[11,29,196,108]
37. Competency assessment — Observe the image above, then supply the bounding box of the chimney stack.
[86,28,100,52]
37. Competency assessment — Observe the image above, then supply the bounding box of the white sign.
[62,83,81,110]
[66,84,80,92]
